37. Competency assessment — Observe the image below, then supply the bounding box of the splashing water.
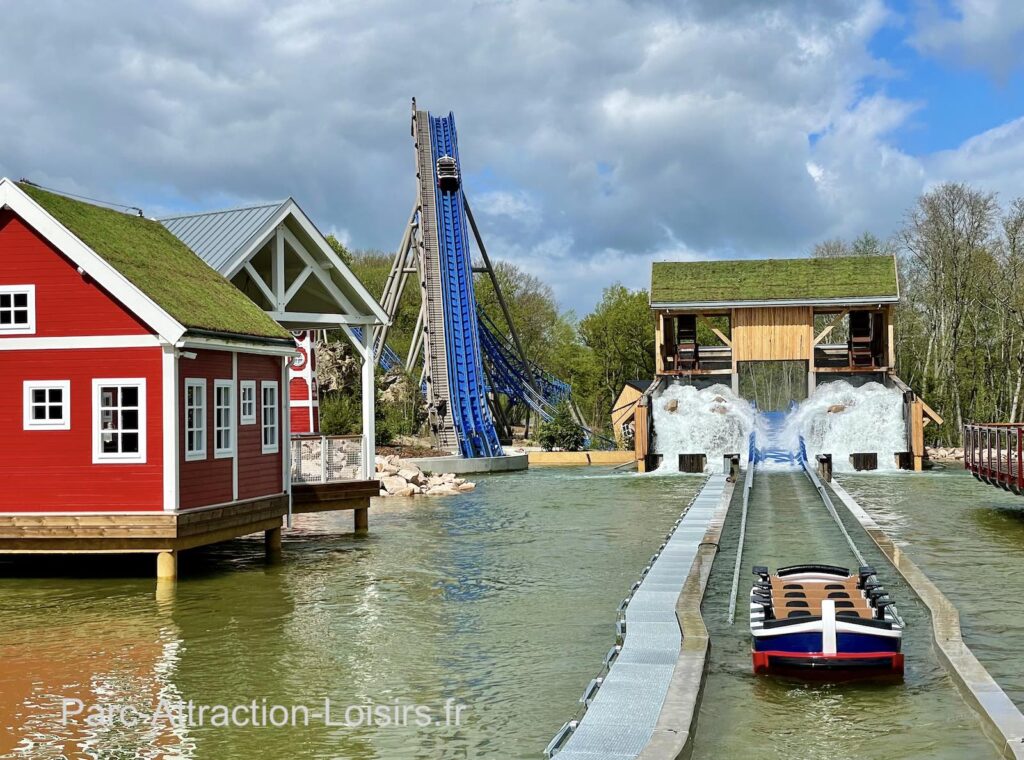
[784,380,906,471]
[652,383,758,473]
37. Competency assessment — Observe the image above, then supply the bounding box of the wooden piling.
[678,454,707,473]
[156,550,177,581]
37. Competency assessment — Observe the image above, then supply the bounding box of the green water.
[691,471,997,760]
[0,467,700,759]
[839,468,1024,710]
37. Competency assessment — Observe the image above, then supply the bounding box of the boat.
[749,563,904,675]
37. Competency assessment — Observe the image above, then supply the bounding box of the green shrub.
[320,392,361,435]
[537,401,586,451]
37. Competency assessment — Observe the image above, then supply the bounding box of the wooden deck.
[0,494,289,554]
[964,423,1024,494]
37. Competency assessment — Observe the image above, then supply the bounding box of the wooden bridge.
[964,423,1024,494]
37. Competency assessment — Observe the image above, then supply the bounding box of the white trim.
[821,599,837,656]
[221,199,389,325]
[162,346,179,510]
[650,295,900,310]
[0,179,186,343]
[183,377,207,462]
[23,380,70,430]
[288,398,319,408]
[261,380,280,454]
[92,378,147,464]
[282,358,291,526]
[240,380,257,425]
[361,324,375,479]
[0,334,160,351]
[174,335,297,358]
[213,379,235,460]
[266,311,378,325]
[231,354,239,500]
[0,285,36,335]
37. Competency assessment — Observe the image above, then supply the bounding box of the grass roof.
[19,183,290,340]
[650,255,899,306]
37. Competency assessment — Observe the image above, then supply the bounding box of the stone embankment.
[927,446,965,461]
[374,455,476,497]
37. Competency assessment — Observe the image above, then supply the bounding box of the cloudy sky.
[2,0,1023,312]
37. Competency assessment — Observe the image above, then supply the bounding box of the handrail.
[727,433,756,624]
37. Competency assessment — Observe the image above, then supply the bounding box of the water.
[0,468,700,760]
[690,471,996,759]
[788,380,906,471]
[839,467,1024,709]
[652,383,758,472]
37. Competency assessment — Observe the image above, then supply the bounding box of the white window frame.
[23,380,70,430]
[0,285,36,335]
[240,380,257,425]
[261,381,279,454]
[214,379,235,459]
[92,378,146,463]
[184,378,207,461]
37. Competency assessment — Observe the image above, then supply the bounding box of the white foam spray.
[785,380,906,471]
[651,383,758,473]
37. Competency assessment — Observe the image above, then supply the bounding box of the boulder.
[382,475,409,494]
[712,395,727,403]
[827,404,846,414]
[398,468,424,485]
[457,482,476,492]
[665,399,678,413]
[395,485,418,497]
[427,475,447,487]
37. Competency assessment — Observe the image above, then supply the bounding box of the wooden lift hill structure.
[629,255,941,471]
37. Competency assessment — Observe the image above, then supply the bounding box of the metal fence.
[290,434,364,483]
[964,423,1023,493]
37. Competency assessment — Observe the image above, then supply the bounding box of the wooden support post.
[910,399,924,472]
[655,313,664,375]
[678,454,707,473]
[354,507,369,533]
[156,550,177,581]
[265,526,282,561]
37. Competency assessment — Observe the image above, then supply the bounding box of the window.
[184,379,206,460]
[261,381,279,454]
[0,285,35,335]
[240,380,256,425]
[23,380,70,430]
[93,379,146,463]
[214,380,234,458]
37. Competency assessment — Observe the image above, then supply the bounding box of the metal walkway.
[546,475,729,759]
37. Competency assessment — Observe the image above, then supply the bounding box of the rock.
[379,489,388,497]
[395,485,418,497]
[380,464,400,475]
[665,399,679,412]
[382,475,409,494]
[711,405,727,415]
[457,482,476,492]
[398,467,424,485]
[712,396,727,404]
[442,472,457,483]
[827,404,846,414]
[427,475,447,487]
[387,455,401,466]
[453,477,465,486]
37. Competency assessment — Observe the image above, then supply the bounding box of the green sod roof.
[650,255,899,306]
[19,183,291,340]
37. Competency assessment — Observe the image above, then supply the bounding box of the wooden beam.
[242,261,277,307]
[696,312,732,347]
[282,265,315,307]
[655,313,665,374]
[813,309,849,346]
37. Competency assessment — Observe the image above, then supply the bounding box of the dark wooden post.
[850,453,877,471]
[678,454,707,473]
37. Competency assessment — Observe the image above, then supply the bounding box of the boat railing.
[290,434,365,484]
[963,422,1023,492]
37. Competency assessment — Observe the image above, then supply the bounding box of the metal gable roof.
[159,200,286,274]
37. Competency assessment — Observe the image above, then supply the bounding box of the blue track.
[429,113,504,458]
[751,406,807,468]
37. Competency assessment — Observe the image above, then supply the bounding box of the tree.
[578,285,655,427]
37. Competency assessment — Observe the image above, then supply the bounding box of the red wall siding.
[0,348,163,511]
[178,350,284,509]
[178,350,233,509]
[0,211,151,337]
[238,354,284,500]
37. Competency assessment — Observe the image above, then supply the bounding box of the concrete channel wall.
[830,479,1024,760]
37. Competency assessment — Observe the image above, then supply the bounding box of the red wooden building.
[0,179,353,579]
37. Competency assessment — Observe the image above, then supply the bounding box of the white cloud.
[911,0,1024,78]
[0,0,1016,312]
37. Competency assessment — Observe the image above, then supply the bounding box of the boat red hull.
[753,650,904,675]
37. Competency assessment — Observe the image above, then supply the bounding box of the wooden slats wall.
[732,306,813,361]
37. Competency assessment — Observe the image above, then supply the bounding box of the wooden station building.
[630,255,940,470]
[0,179,386,579]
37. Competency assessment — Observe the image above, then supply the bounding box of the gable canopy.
[650,255,900,309]
[161,199,387,334]
[7,180,291,343]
